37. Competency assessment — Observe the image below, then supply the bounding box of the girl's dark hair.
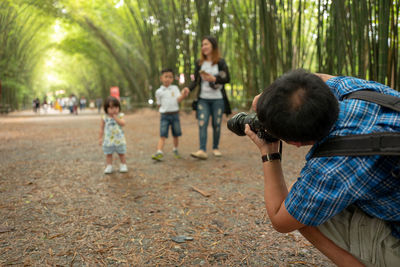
[104,96,121,114]
[200,36,221,65]
[257,69,339,142]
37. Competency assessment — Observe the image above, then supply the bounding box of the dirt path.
[0,109,333,266]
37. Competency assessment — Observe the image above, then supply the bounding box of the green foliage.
[316,0,399,87]
[0,1,52,109]
[1,0,399,111]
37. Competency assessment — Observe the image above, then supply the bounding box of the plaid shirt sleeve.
[326,76,399,99]
[285,76,400,229]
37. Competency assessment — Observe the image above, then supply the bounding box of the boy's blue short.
[160,112,182,138]
[103,144,127,155]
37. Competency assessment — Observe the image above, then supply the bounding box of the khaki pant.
[317,206,400,266]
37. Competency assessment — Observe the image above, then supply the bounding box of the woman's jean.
[197,98,224,151]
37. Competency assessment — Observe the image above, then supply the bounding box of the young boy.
[152,68,188,161]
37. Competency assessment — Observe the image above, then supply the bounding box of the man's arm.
[245,124,303,232]
[245,124,364,266]
[315,73,336,82]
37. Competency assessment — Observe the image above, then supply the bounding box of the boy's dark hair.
[161,68,174,75]
[104,96,121,114]
[257,69,339,142]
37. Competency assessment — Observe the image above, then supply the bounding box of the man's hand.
[251,94,261,112]
[314,73,336,82]
[245,124,280,155]
[245,124,267,151]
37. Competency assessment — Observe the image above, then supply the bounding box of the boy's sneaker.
[173,150,181,159]
[119,164,128,173]
[152,152,164,161]
[104,165,113,174]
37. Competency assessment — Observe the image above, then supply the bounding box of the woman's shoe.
[213,149,222,157]
[190,150,208,160]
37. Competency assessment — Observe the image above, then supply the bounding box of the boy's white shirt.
[155,85,181,113]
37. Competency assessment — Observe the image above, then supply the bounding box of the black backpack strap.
[312,90,400,158]
[343,90,400,112]
[312,133,400,157]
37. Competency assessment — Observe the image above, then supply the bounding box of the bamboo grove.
[0,0,399,110]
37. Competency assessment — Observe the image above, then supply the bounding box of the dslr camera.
[227,112,279,142]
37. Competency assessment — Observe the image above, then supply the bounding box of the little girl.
[99,96,128,174]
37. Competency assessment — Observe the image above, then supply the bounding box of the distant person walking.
[99,96,128,174]
[80,96,87,111]
[68,94,78,115]
[54,99,62,112]
[183,36,231,160]
[33,98,40,113]
[96,98,103,113]
[72,95,78,115]
[151,68,188,161]
[42,98,48,113]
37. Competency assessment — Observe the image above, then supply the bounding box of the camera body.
[227,112,279,142]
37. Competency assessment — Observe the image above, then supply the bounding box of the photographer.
[246,69,400,266]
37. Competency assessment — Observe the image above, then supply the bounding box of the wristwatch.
[261,153,281,162]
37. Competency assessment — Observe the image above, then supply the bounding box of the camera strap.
[312,90,400,158]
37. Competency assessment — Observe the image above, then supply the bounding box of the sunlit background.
[0,0,399,111]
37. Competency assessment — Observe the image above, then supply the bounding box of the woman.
[184,36,231,160]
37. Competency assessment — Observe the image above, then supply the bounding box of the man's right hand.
[252,94,261,112]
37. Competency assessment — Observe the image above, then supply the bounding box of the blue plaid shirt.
[285,76,400,238]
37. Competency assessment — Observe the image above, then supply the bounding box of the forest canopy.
[0,0,399,110]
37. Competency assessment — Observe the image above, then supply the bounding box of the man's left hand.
[245,124,280,155]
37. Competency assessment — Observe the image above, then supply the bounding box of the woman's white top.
[199,61,223,99]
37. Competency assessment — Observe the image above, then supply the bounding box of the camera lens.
[227,112,279,142]
[227,112,247,136]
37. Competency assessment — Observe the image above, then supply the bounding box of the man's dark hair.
[161,68,174,75]
[256,69,339,142]
[104,96,121,114]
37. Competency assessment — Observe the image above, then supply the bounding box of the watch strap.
[261,153,281,162]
